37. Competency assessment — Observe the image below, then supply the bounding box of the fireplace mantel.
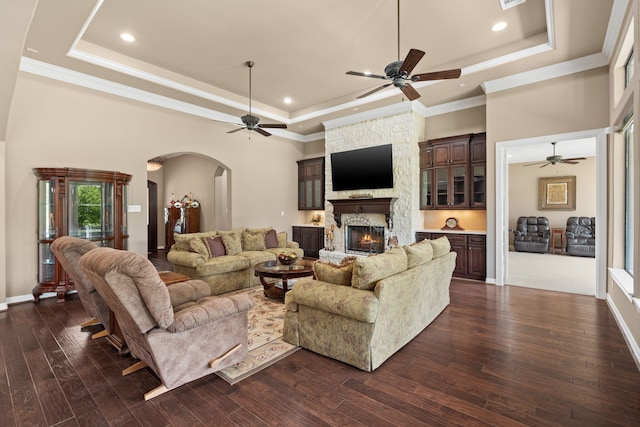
[328,198,396,228]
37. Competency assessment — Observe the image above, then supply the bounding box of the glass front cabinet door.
[33,168,131,302]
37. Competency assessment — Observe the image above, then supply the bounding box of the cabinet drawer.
[468,235,486,245]
[430,233,466,245]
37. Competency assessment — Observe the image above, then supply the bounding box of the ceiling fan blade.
[411,69,462,82]
[561,160,580,165]
[398,49,425,75]
[562,157,587,161]
[400,83,421,101]
[357,83,393,99]
[254,127,272,137]
[346,71,388,80]
[523,161,546,166]
[259,123,287,129]
[539,163,551,168]
[227,127,246,134]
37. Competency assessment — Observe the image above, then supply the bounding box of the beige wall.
[424,105,486,141]
[486,68,609,279]
[4,72,306,300]
[508,157,597,244]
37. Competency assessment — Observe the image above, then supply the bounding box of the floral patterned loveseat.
[283,236,456,371]
[167,227,303,295]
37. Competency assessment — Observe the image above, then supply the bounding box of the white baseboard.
[607,294,640,372]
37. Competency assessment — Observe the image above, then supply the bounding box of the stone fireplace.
[321,107,424,262]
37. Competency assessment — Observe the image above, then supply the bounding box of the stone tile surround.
[323,109,424,254]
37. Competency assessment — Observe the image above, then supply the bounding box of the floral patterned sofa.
[167,227,303,295]
[283,236,456,371]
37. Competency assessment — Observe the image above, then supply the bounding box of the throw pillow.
[430,236,451,258]
[277,231,288,248]
[242,229,268,251]
[264,229,279,248]
[204,236,226,257]
[351,247,408,290]
[404,239,434,268]
[189,238,209,256]
[220,231,243,255]
[313,259,355,286]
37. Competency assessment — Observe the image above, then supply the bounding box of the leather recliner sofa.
[565,216,595,257]
[513,216,550,253]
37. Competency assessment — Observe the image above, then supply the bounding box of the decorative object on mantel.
[538,176,576,210]
[325,224,335,251]
[349,193,373,199]
[441,217,463,230]
[311,213,323,225]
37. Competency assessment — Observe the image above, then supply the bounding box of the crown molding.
[602,0,630,60]
[481,52,609,94]
[413,95,486,118]
[323,102,415,130]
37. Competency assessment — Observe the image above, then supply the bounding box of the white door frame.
[494,128,608,299]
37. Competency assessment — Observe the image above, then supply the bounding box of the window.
[624,119,634,276]
[625,50,634,88]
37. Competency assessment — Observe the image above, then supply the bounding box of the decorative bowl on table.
[277,252,298,265]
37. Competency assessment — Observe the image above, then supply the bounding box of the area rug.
[216,286,299,384]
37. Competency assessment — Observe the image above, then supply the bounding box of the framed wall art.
[538,175,576,210]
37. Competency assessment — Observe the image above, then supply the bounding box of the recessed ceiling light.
[284,97,292,104]
[120,33,135,42]
[458,83,465,88]
[26,47,39,53]
[492,22,508,32]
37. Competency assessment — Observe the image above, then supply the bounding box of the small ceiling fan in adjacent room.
[345,0,462,101]
[524,142,587,168]
[218,61,287,137]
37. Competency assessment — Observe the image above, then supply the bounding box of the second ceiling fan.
[223,61,287,137]
[524,142,587,168]
[346,0,462,101]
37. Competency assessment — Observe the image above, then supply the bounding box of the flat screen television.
[330,144,394,191]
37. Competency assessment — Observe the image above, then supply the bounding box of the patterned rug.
[216,286,299,384]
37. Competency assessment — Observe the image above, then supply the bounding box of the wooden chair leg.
[122,360,147,376]
[91,329,110,339]
[144,385,169,401]
[209,343,243,370]
[80,318,100,328]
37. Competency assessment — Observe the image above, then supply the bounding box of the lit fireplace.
[346,225,385,254]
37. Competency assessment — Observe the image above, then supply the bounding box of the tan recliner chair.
[50,236,111,339]
[79,247,253,400]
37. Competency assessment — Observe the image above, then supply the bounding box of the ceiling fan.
[345,0,462,101]
[524,142,587,168]
[221,61,287,137]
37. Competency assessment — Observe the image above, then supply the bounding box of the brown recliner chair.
[513,216,550,253]
[79,247,253,400]
[50,236,110,339]
[565,216,596,257]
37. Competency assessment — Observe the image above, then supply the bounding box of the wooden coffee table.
[254,259,315,299]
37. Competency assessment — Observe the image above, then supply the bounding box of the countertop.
[416,229,487,235]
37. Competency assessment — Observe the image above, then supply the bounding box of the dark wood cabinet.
[415,231,486,281]
[292,226,324,259]
[165,207,200,248]
[419,132,486,210]
[33,167,131,302]
[297,157,325,210]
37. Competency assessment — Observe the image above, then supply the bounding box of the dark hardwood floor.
[2,256,640,426]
